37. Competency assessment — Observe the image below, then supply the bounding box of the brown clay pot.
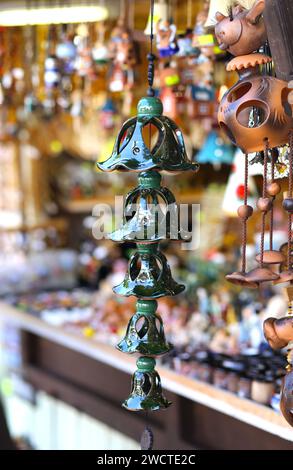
[263,316,293,350]
[218,54,293,153]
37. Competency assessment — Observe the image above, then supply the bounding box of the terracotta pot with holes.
[218,54,293,153]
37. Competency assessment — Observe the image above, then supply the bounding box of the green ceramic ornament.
[96,97,199,173]
[109,171,190,244]
[117,299,172,355]
[113,243,185,299]
[122,356,171,411]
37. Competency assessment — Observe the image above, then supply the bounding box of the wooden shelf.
[0,301,292,443]
[0,217,68,233]
[58,197,116,213]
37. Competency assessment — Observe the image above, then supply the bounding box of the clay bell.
[263,316,293,350]
[225,271,258,289]
[218,54,293,153]
[96,96,199,173]
[117,300,172,355]
[274,271,293,285]
[113,244,185,299]
[246,267,279,283]
[123,357,171,411]
[109,171,190,244]
[255,250,286,265]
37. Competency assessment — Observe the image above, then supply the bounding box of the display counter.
[0,301,292,450]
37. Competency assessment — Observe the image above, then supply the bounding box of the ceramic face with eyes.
[215,0,267,56]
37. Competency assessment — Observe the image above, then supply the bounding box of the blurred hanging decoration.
[158,61,183,120]
[0,27,5,78]
[108,0,138,93]
[96,0,199,447]
[22,25,39,115]
[56,25,77,76]
[156,5,179,59]
[196,129,234,168]
[43,25,60,118]
[74,24,96,80]
[144,0,168,35]
[92,21,109,66]
[100,97,117,131]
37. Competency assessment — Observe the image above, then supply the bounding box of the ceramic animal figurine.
[215,0,266,56]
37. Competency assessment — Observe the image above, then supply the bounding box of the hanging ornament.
[192,0,214,54]
[156,19,179,58]
[214,0,266,56]
[74,24,95,79]
[218,53,293,154]
[108,3,138,92]
[92,21,110,65]
[96,0,199,445]
[56,26,77,75]
[97,96,198,172]
[100,97,117,130]
[144,1,168,35]
[196,130,234,167]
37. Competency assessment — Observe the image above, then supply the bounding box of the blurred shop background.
[0,0,292,450]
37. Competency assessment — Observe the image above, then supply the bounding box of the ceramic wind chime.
[97,0,198,447]
[215,0,293,426]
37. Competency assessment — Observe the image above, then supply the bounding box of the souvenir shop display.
[1,0,293,451]
[213,0,293,426]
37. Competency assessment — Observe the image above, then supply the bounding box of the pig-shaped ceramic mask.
[215,0,267,56]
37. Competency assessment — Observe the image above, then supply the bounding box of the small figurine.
[156,20,179,58]
[100,98,116,130]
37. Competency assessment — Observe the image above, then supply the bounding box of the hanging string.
[147,0,155,97]
[269,150,275,251]
[288,131,293,272]
[241,153,249,274]
[147,0,156,151]
[260,140,269,267]
[187,0,192,29]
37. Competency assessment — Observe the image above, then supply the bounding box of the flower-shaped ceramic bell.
[96,96,199,173]
[218,54,293,153]
[109,171,190,244]
[123,357,171,411]
[117,300,172,355]
[113,243,185,299]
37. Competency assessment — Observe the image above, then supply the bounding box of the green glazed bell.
[109,182,190,244]
[96,97,199,173]
[123,356,171,411]
[117,299,172,355]
[113,243,185,299]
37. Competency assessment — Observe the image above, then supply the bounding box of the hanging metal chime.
[96,0,198,419]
